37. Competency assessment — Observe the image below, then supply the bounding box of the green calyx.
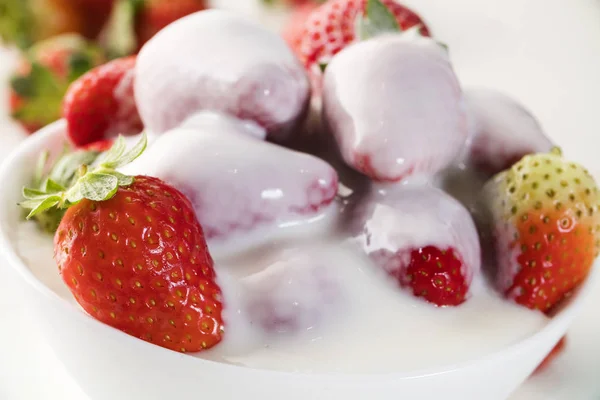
[10,62,64,126]
[28,33,107,81]
[10,34,106,126]
[355,0,447,52]
[20,133,147,232]
[357,0,401,41]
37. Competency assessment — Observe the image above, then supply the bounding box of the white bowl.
[0,120,597,400]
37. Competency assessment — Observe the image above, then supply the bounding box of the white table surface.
[1,1,600,397]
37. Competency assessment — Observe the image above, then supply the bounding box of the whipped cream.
[16,201,548,374]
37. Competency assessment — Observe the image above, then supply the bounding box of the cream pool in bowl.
[0,120,597,400]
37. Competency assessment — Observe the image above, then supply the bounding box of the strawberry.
[464,89,554,175]
[9,34,105,134]
[483,148,600,313]
[73,0,116,39]
[135,0,207,47]
[352,186,481,306]
[262,0,322,6]
[385,246,469,306]
[282,2,320,55]
[296,0,431,93]
[81,139,115,152]
[322,33,467,183]
[62,56,143,148]
[123,113,338,245]
[134,10,310,140]
[20,134,225,353]
[244,247,343,335]
[98,0,206,58]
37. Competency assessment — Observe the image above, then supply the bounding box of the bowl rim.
[0,119,597,383]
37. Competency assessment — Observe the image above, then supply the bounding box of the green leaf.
[33,208,66,234]
[65,184,84,204]
[10,75,35,98]
[357,0,401,41]
[102,132,147,169]
[48,149,100,187]
[22,187,46,199]
[21,195,61,219]
[43,179,66,193]
[9,62,65,126]
[68,52,93,81]
[19,131,145,233]
[32,150,50,188]
[78,173,119,202]
[111,171,135,186]
[98,135,127,166]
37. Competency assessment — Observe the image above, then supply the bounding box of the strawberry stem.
[356,0,401,41]
[19,132,147,232]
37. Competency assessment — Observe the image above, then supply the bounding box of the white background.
[1,0,600,398]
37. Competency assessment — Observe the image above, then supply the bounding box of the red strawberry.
[21,135,224,353]
[135,0,207,47]
[9,34,105,134]
[297,0,430,93]
[483,149,600,313]
[81,139,115,152]
[534,336,566,374]
[353,186,481,307]
[62,56,143,148]
[282,2,320,55]
[74,0,116,38]
[386,247,468,306]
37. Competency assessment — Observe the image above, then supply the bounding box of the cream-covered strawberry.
[351,186,481,306]
[464,89,554,175]
[242,247,344,335]
[122,112,338,248]
[322,34,467,182]
[295,0,430,95]
[135,9,310,141]
[483,148,600,312]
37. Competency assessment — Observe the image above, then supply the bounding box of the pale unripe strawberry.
[483,148,600,312]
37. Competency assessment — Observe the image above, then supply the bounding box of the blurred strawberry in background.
[134,0,207,47]
[0,0,207,134]
[281,1,322,54]
[0,0,112,49]
[9,33,105,133]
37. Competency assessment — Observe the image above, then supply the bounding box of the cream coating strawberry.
[351,186,481,306]
[483,149,600,312]
[242,247,344,335]
[295,0,430,95]
[464,89,554,175]
[134,9,310,141]
[323,34,468,182]
[122,112,339,247]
